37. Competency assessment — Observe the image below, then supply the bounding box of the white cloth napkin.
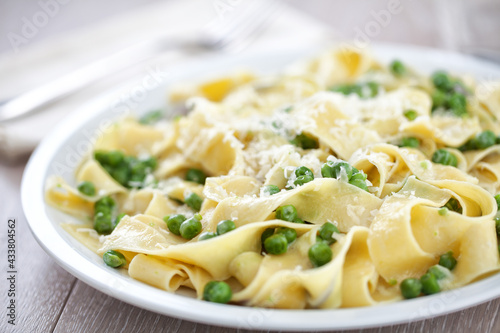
[0,0,333,161]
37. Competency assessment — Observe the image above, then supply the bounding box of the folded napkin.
[0,0,333,161]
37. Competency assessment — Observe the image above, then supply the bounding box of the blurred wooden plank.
[351,298,500,333]
[52,278,500,333]
[52,281,268,333]
[0,161,77,333]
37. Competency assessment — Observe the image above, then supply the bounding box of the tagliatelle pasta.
[46,48,500,309]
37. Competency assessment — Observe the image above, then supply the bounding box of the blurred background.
[1,0,499,59]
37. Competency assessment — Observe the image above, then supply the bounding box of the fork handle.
[0,38,197,123]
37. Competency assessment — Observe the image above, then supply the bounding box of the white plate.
[22,44,500,331]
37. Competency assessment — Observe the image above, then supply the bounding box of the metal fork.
[0,0,282,123]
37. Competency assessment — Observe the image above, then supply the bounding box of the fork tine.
[218,1,283,52]
[200,0,283,52]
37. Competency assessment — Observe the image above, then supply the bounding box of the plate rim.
[21,43,500,331]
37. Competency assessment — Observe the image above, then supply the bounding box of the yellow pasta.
[46,48,500,308]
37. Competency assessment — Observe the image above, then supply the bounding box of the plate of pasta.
[22,43,500,331]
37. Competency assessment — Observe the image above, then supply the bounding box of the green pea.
[448,93,466,112]
[450,105,468,118]
[295,166,314,178]
[94,151,109,165]
[264,234,288,255]
[199,232,217,241]
[275,227,297,244]
[262,185,280,196]
[293,217,305,224]
[139,110,163,125]
[94,196,116,234]
[439,251,457,271]
[94,205,112,217]
[203,281,232,304]
[107,151,125,167]
[318,222,339,245]
[130,160,146,175]
[350,171,367,181]
[351,85,365,96]
[460,130,497,152]
[103,250,127,268]
[458,140,475,152]
[443,198,462,214]
[430,72,470,117]
[349,179,368,191]
[321,162,335,178]
[495,216,500,237]
[290,133,319,149]
[185,192,203,211]
[275,205,298,222]
[164,214,186,236]
[432,149,458,167]
[122,155,136,166]
[349,171,368,191]
[400,278,422,299]
[403,109,418,121]
[334,161,355,180]
[427,265,447,280]
[95,151,157,189]
[420,272,440,295]
[494,194,500,210]
[261,228,275,243]
[390,60,406,76]
[129,173,145,185]
[475,130,496,149]
[400,137,419,148]
[329,84,358,96]
[432,71,453,91]
[94,212,114,235]
[111,166,130,186]
[365,82,379,98]
[179,215,202,240]
[217,220,236,235]
[329,82,378,99]
[308,242,332,267]
[102,164,114,175]
[140,156,157,170]
[77,181,96,196]
[431,90,447,110]
[347,85,363,96]
[186,168,207,185]
[321,161,354,180]
[294,175,314,187]
[94,196,115,212]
